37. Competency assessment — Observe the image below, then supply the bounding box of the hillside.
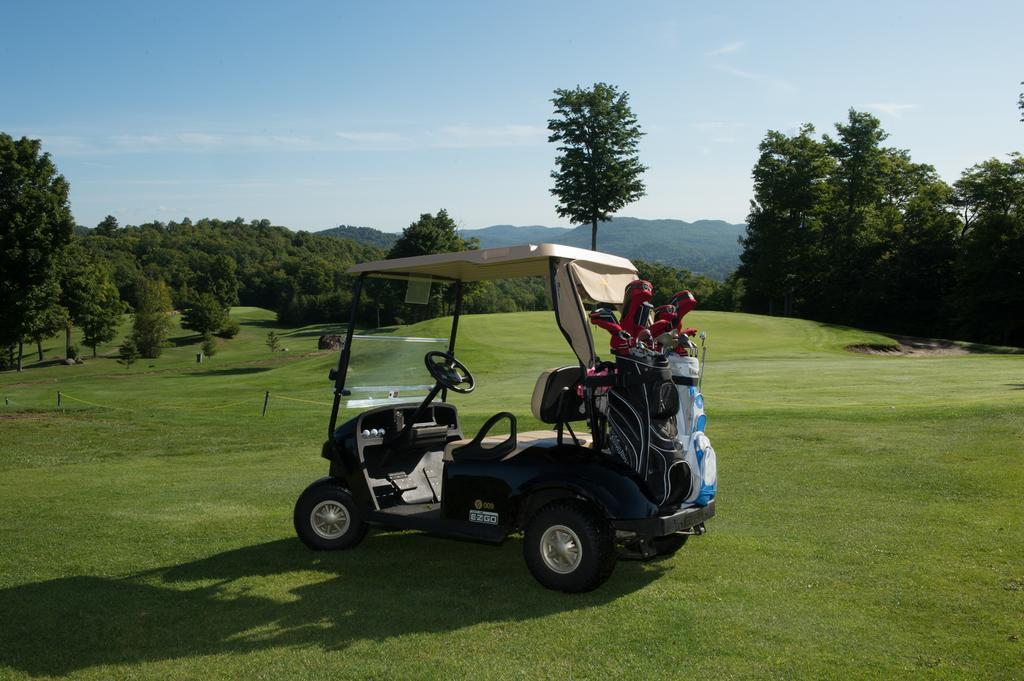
[316,224,398,250]
[317,217,746,279]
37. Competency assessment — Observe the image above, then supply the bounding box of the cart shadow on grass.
[0,532,668,677]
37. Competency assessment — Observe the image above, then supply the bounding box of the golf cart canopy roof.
[347,243,637,305]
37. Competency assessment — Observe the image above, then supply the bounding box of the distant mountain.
[317,225,398,250]
[461,224,574,247]
[318,217,745,279]
[463,218,745,279]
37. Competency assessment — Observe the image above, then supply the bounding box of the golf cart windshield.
[341,333,449,409]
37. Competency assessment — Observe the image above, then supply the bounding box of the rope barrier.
[59,392,130,411]
[22,391,334,413]
[272,394,334,407]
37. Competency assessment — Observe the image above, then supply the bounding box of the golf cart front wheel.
[524,501,616,593]
[294,482,367,551]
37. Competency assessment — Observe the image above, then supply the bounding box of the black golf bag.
[605,355,693,507]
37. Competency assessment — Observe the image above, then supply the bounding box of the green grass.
[1,309,1022,680]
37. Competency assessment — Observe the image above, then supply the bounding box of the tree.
[738,125,834,316]
[197,253,239,307]
[94,215,119,237]
[201,333,217,357]
[1019,82,1023,123]
[79,275,125,357]
[387,209,469,260]
[22,279,65,364]
[117,337,138,369]
[131,279,173,358]
[181,292,228,336]
[548,83,647,250]
[737,111,961,336]
[58,242,124,358]
[0,134,76,371]
[266,331,281,352]
[951,154,1024,345]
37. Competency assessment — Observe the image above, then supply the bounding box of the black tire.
[652,532,688,556]
[294,482,367,551]
[523,501,616,593]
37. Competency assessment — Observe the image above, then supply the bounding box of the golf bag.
[606,355,692,507]
[667,354,717,506]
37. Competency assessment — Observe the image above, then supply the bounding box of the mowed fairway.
[1,309,1022,680]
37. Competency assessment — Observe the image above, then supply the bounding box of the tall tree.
[0,134,75,370]
[548,83,646,250]
[816,110,891,323]
[951,154,1024,345]
[181,292,228,336]
[22,279,65,365]
[79,274,125,357]
[131,279,173,358]
[739,125,834,316]
[197,253,240,307]
[94,215,119,237]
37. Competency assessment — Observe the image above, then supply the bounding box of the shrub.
[117,338,139,369]
[217,318,240,339]
[181,292,228,336]
[201,333,218,357]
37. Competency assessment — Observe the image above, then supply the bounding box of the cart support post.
[442,281,463,402]
[328,274,365,436]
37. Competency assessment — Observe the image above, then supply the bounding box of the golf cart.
[294,244,716,592]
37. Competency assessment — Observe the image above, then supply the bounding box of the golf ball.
[361,429,370,437]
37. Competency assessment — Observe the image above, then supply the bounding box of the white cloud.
[716,64,796,93]
[705,40,745,56]
[176,132,222,146]
[110,134,166,149]
[335,131,404,143]
[432,124,547,148]
[865,102,917,118]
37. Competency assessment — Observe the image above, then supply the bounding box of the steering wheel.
[424,351,475,394]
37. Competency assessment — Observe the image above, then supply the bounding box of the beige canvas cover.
[348,243,635,295]
[553,259,596,366]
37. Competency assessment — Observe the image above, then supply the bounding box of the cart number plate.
[469,510,498,525]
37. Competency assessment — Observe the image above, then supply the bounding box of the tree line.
[736,110,1023,346]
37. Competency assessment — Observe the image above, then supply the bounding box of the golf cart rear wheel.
[524,501,616,593]
[294,483,367,551]
[652,532,688,556]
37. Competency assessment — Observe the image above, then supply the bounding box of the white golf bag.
[668,354,717,506]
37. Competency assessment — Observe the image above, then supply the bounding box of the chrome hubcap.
[540,524,582,574]
[311,500,350,540]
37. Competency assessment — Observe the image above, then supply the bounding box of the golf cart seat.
[443,366,591,462]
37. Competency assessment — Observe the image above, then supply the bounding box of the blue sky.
[2,0,1021,231]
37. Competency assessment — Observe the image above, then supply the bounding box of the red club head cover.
[648,319,674,337]
[621,280,653,335]
[670,290,697,329]
[589,307,622,334]
[610,330,633,355]
[654,304,676,323]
